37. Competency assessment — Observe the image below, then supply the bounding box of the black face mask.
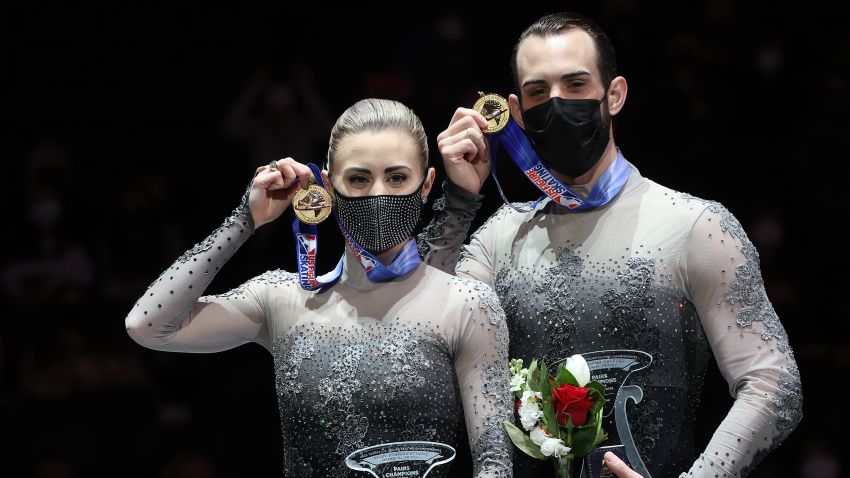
[334,179,426,253]
[521,97,610,178]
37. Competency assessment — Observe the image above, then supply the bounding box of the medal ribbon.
[487,117,630,213]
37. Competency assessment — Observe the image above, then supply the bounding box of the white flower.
[520,390,539,402]
[529,426,548,446]
[564,354,591,387]
[509,369,528,392]
[539,437,571,457]
[519,390,541,405]
[518,390,543,431]
[509,375,523,392]
[518,402,543,431]
[509,358,525,375]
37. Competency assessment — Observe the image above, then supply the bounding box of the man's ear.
[508,93,525,129]
[606,76,628,116]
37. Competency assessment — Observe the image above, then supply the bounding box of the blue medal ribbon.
[487,118,630,213]
[293,163,422,291]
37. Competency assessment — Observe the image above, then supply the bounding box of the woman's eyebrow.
[343,167,372,174]
[384,166,412,173]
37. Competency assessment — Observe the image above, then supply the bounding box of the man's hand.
[604,452,644,478]
[436,108,491,194]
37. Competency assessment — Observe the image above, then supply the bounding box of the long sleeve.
[418,179,485,273]
[125,189,271,353]
[453,278,514,478]
[455,204,519,288]
[679,203,802,477]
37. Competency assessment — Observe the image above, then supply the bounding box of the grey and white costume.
[125,196,514,477]
[419,162,801,477]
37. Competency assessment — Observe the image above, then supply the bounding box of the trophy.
[554,350,654,478]
[345,441,456,478]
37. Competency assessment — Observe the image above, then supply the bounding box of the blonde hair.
[326,99,428,175]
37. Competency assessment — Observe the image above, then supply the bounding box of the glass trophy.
[582,445,631,477]
[345,441,456,478]
[554,349,654,478]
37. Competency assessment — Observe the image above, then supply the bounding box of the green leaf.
[556,366,578,386]
[527,360,540,390]
[595,427,608,445]
[587,381,606,398]
[542,400,561,440]
[538,359,550,381]
[570,425,598,457]
[503,421,546,460]
[593,408,607,445]
[540,381,552,405]
[586,385,606,417]
[588,396,605,418]
[539,362,553,401]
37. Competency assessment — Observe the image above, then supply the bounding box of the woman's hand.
[249,157,312,228]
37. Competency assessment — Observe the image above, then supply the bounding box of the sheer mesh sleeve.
[455,205,518,288]
[679,203,802,477]
[453,277,514,478]
[418,179,485,273]
[125,188,271,353]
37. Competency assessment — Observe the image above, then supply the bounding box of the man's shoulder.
[638,179,720,221]
[475,201,541,233]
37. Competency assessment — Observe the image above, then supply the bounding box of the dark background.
[1,2,847,477]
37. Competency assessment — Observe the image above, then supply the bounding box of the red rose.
[551,383,593,427]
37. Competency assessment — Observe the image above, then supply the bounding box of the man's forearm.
[418,178,484,273]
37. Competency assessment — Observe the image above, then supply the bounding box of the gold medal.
[473,92,510,133]
[292,184,333,224]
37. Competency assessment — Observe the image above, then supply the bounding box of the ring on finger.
[268,160,278,172]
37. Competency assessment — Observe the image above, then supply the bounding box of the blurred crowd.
[2,3,848,477]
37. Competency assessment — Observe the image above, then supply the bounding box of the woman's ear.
[421,167,436,201]
[321,169,334,198]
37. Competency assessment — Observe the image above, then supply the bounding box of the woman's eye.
[387,174,408,185]
[349,175,370,187]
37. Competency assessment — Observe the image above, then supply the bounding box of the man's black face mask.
[521,97,610,178]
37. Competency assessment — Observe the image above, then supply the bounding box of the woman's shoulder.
[421,266,504,319]
[230,269,299,296]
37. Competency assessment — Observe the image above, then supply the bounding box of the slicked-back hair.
[327,99,428,175]
[510,12,618,96]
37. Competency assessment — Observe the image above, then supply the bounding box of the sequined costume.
[419,162,801,478]
[125,194,514,477]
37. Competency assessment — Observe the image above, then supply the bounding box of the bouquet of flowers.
[504,355,607,478]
